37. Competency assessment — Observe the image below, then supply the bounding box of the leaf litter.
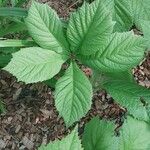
[0,0,150,149]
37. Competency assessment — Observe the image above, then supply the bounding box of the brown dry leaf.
[40,109,53,118]
[0,139,6,149]
[22,136,34,150]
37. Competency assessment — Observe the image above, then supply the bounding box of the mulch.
[0,0,150,149]
[0,69,126,150]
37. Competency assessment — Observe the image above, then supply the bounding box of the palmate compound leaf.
[4,47,68,83]
[82,117,117,150]
[38,126,83,150]
[80,31,146,73]
[55,62,92,127]
[25,1,69,53]
[103,80,150,122]
[67,0,114,55]
[82,116,150,150]
[119,116,150,150]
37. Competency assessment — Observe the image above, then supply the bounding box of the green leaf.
[82,117,117,150]
[38,126,83,150]
[103,80,150,122]
[140,20,150,49]
[0,40,36,48]
[25,1,69,53]
[16,0,28,7]
[44,69,65,88]
[101,0,133,32]
[11,0,19,7]
[44,78,57,88]
[119,116,150,150]
[67,0,114,55]
[0,54,11,67]
[0,47,19,54]
[55,62,92,126]
[80,31,146,72]
[0,99,6,114]
[0,7,27,17]
[0,0,7,6]
[4,47,68,83]
[0,22,26,37]
[83,116,150,150]
[129,0,150,27]
[104,71,134,82]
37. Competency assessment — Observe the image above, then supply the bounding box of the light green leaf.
[140,20,150,49]
[82,117,117,150]
[103,80,150,122]
[0,7,27,17]
[0,40,35,48]
[25,1,69,53]
[38,126,83,150]
[67,0,114,55]
[101,0,133,32]
[82,116,150,150]
[55,62,92,126]
[4,47,67,83]
[129,0,150,27]
[119,116,150,150]
[100,0,150,31]
[80,31,146,72]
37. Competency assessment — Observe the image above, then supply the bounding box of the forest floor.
[0,0,150,149]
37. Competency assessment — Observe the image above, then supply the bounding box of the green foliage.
[4,47,68,83]
[55,62,92,126]
[128,0,150,28]
[140,20,150,49]
[82,117,116,150]
[119,116,150,150]
[38,126,83,150]
[83,116,150,150]
[0,22,26,37]
[100,0,150,32]
[103,79,150,122]
[39,116,150,149]
[67,0,114,55]
[0,0,29,68]
[0,40,35,47]
[25,1,69,53]
[80,32,146,72]
[0,40,36,68]
[3,0,150,127]
[1,0,150,149]
[0,7,27,17]
[11,0,19,7]
[99,0,133,32]
[0,99,6,114]
[0,54,12,67]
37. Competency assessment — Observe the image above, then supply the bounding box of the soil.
[0,0,150,150]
